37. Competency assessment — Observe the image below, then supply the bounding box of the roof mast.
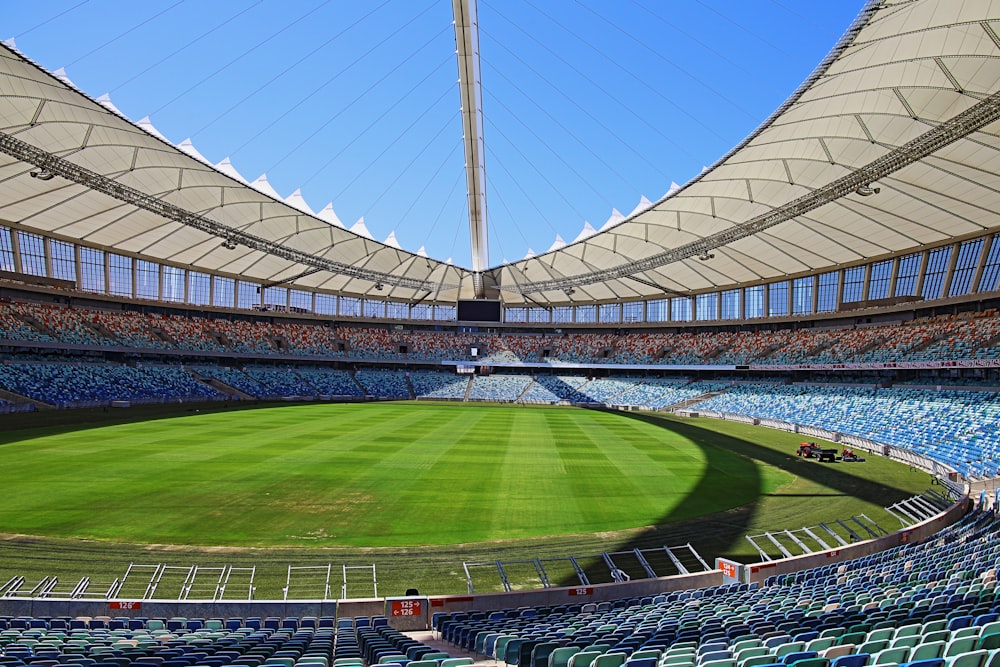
[453,0,490,297]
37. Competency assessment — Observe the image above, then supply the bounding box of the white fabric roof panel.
[0,0,999,308]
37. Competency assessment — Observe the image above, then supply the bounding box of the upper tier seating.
[4,300,1000,366]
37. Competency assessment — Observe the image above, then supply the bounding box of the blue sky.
[5,1,863,270]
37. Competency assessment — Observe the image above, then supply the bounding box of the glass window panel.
[386,301,408,319]
[867,260,892,300]
[289,289,311,312]
[262,286,286,309]
[136,260,159,300]
[79,247,105,293]
[314,292,336,315]
[17,232,46,276]
[921,246,952,300]
[237,280,259,310]
[695,293,717,321]
[978,237,1000,293]
[339,296,361,317]
[744,285,764,319]
[841,267,865,303]
[894,252,921,297]
[671,297,691,322]
[623,301,644,323]
[505,307,527,323]
[0,227,13,271]
[50,239,76,282]
[816,272,838,312]
[162,266,186,302]
[108,254,132,297]
[599,302,621,323]
[576,304,596,323]
[720,289,740,320]
[552,306,573,323]
[186,272,210,306]
[528,307,550,323]
[433,305,455,321]
[646,298,668,322]
[213,276,234,308]
[949,239,983,297]
[769,281,789,317]
[792,276,814,315]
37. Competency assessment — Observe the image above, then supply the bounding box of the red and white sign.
[109,601,142,610]
[390,599,422,617]
[568,587,594,596]
[718,561,738,578]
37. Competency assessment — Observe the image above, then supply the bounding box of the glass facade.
[386,301,408,319]
[2,224,999,327]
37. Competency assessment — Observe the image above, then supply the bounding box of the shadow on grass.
[556,407,926,587]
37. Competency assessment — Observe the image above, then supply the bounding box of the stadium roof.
[1,0,999,307]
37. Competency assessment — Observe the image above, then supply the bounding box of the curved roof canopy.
[1,0,1000,307]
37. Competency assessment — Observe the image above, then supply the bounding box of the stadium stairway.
[192,371,255,400]
[350,372,368,398]
[669,389,728,413]
[515,380,535,403]
[0,385,53,410]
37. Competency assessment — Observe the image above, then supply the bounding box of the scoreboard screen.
[457,299,502,322]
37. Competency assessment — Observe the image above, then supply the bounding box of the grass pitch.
[0,401,932,595]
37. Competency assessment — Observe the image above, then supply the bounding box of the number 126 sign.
[390,599,422,616]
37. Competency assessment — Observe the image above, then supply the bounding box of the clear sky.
[4,0,863,270]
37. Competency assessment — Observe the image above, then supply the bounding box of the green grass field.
[0,401,932,596]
